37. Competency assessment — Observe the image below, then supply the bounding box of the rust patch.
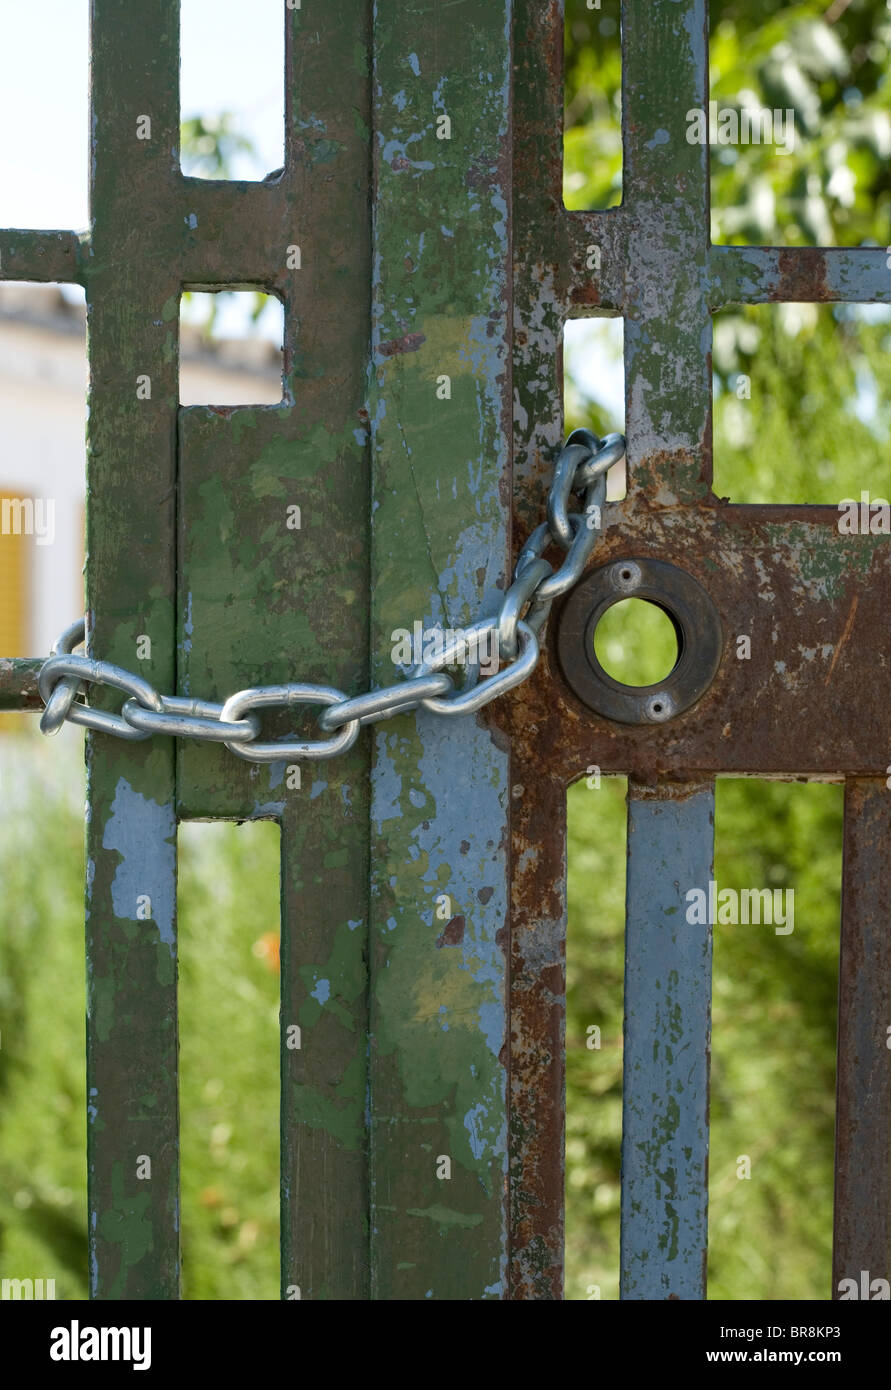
[377,331,426,357]
[777,247,831,303]
[569,281,601,307]
[436,915,465,948]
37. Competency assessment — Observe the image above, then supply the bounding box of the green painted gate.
[2,0,890,1300]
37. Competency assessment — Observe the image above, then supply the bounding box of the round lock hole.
[556,556,724,726]
[592,598,679,688]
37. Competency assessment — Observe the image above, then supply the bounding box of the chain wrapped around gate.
[37,429,624,763]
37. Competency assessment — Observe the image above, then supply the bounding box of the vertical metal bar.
[622,0,711,501]
[86,0,180,1298]
[833,779,891,1296]
[509,0,589,1300]
[617,0,712,1300]
[175,1,373,1299]
[368,2,514,1298]
[277,0,372,1300]
[622,781,714,1299]
[509,772,568,1299]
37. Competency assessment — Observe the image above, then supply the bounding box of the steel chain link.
[38,430,624,763]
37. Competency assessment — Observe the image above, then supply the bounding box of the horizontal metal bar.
[561,210,627,316]
[178,177,290,288]
[0,190,289,293]
[504,503,891,780]
[0,229,85,284]
[0,658,44,711]
[559,240,891,317]
[710,245,891,308]
[622,780,715,1300]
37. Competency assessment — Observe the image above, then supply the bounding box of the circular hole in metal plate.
[556,557,723,725]
[592,597,680,688]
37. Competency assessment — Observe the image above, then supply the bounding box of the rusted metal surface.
[508,767,567,1298]
[0,658,42,711]
[833,780,891,1297]
[507,0,891,1301]
[504,506,891,782]
[709,245,891,308]
[508,0,571,1300]
[0,229,85,284]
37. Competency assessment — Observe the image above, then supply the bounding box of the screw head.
[645,692,674,722]
[611,561,642,593]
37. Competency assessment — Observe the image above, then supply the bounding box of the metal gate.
[2,0,889,1300]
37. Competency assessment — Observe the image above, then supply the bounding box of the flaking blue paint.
[102,778,175,950]
[622,786,714,1299]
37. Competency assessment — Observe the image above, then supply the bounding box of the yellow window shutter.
[0,492,28,658]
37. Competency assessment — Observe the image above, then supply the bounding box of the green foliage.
[0,730,282,1301]
[564,2,623,211]
[714,301,891,502]
[593,597,679,685]
[707,0,891,248]
[177,819,281,1300]
[0,732,88,1299]
[180,114,258,181]
[564,0,891,247]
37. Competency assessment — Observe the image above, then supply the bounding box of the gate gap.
[0,283,86,667]
[563,317,625,499]
[178,818,281,1301]
[563,0,623,211]
[0,0,88,228]
[180,0,285,181]
[179,291,284,405]
[713,301,891,504]
[708,1,890,249]
[708,777,841,1299]
[0,732,87,1297]
[565,773,627,1301]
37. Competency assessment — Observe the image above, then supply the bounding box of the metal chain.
[38,429,625,763]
